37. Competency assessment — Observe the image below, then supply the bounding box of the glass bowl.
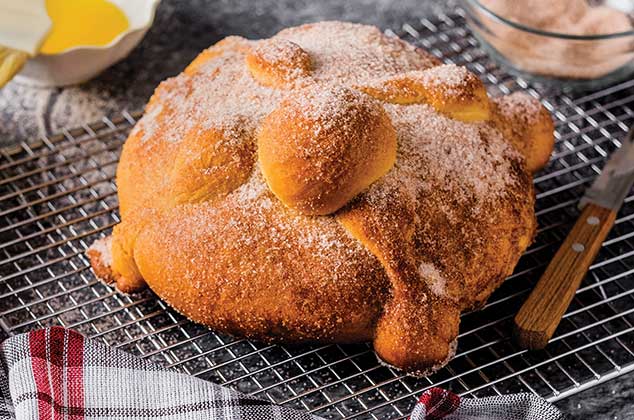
[461,0,634,91]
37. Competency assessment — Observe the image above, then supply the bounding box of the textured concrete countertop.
[0,1,632,418]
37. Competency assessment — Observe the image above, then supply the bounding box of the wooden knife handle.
[514,203,617,350]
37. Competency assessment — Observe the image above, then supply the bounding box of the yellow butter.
[40,0,129,54]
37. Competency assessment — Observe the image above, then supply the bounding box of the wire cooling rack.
[1,10,634,419]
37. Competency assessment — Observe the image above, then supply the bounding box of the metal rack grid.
[1,10,633,419]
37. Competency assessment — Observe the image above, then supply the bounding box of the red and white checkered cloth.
[0,327,565,419]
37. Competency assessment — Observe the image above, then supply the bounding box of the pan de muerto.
[88,21,554,375]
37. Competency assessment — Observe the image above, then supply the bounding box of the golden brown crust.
[258,85,397,215]
[358,65,491,122]
[87,237,118,285]
[491,93,555,173]
[185,36,252,76]
[170,123,256,205]
[245,39,312,88]
[335,104,537,371]
[89,21,555,375]
[133,170,390,342]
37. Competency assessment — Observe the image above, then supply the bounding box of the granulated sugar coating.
[89,21,552,375]
[133,42,284,145]
[497,91,542,126]
[358,64,478,102]
[379,103,517,204]
[287,84,383,138]
[418,262,448,298]
[415,64,471,94]
[477,0,634,79]
[248,39,313,84]
[276,21,440,85]
[132,21,439,147]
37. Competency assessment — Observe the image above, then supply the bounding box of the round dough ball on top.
[258,85,397,215]
[245,38,312,88]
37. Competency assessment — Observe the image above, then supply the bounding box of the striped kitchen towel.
[0,327,565,419]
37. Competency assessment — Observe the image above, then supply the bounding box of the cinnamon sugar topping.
[418,263,447,297]
[368,104,519,208]
[275,21,439,85]
[133,22,439,148]
[496,91,542,125]
[92,21,546,375]
[414,64,472,95]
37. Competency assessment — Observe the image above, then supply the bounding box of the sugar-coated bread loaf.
[88,21,554,375]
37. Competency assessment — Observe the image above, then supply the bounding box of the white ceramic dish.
[14,0,160,87]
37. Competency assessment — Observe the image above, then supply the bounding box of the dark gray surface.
[0,1,632,418]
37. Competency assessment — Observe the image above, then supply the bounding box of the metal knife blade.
[580,127,634,211]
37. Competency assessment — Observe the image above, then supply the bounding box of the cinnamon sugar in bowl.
[462,0,634,90]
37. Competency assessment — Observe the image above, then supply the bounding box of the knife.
[514,126,634,350]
